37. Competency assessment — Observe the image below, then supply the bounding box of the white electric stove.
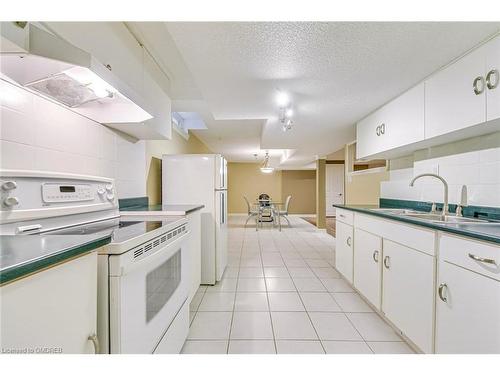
[0,170,190,354]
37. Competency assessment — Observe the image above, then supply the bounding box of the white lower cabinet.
[381,240,435,354]
[335,221,354,282]
[435,234,500,353]
[346,210,499,354]
[353,228,382,309]
[0,252,98,354]
[436,260,500,353]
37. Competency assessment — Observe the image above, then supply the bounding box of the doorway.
[325,163,345,217]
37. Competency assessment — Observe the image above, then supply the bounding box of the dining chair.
[275,195,292,228]
[243,196,259,227]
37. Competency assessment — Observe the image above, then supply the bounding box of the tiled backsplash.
[0,78,146,199]
[381,132,500,207]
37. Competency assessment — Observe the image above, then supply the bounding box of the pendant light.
[260,152,274,174]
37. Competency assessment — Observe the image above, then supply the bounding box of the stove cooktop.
[48,216,183,245]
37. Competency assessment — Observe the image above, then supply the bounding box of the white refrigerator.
[162,154,228,284]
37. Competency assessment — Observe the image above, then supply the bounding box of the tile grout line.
[284,232,326,354]
[193,216,394,354]
[343,312,375,354]
[225,232,244,354]
[263,233,278,354]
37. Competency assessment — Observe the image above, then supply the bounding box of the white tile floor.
[182,215,415,354]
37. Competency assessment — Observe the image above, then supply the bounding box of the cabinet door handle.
[383,256,390,269]
[346,236,352,247]
[468,253,497,266]
[486,69,499,90]
[438,283,448,302]
[375,123,385,137]
[473,76,485,95]
[372,250,379,263]
[88,334,100,354]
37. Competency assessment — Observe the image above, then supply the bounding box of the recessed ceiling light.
[276,91,289,107]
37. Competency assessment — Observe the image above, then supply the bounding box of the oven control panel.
[42,183,94,203]
[0,171,118,225]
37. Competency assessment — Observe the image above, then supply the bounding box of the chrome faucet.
[456,185,468,217]
[409,173,449,217]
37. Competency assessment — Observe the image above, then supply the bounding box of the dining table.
[253,199,284,231]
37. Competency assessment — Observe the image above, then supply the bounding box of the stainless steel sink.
[401,213,487,224]
[369,208,492,224]
[370,208,420,215]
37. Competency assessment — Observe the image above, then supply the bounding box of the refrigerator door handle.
[219,191,223,225]
[221,192,225,224]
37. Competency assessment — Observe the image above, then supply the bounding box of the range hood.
[0,22,165,139]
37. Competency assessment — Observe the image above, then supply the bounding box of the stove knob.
[1,181,17,191]
[97,187,106,195]
[3,196,19,207]
[106,193,115,201]
[105,184,113,192]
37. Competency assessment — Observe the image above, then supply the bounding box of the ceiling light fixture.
[260,152,274,174]
[279,107,293,132]
[276,90,294,132]
[276,91,289,107]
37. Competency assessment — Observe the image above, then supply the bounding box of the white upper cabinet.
[425,34,500,139]
[355,34,500,159]
[486,35,500,121]
[425,43,487,139]
[356,83,425,160]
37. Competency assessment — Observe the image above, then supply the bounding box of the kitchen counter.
[120,204,205,216]
[0,233,111,285]
[334,204,500,245]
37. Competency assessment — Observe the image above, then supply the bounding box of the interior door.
[326,164,344,216]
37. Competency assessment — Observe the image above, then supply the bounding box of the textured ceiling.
[152,22,499,166]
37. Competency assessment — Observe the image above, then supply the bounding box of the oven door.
[108,233,188,354]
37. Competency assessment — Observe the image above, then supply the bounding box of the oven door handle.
[109,231,189,276]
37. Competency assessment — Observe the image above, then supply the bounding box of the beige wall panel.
[281,170,316,214]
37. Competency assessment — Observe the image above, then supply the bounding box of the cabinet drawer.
[336,208,353,225]
[440,234,500,281]
[355,213,436,256]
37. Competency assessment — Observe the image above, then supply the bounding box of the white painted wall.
[0,78,146,199]
[381,132,500,207]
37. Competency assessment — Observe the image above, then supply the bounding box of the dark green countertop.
[334,204,500,245]
[120,204,205,216]
[0,233,111,285]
